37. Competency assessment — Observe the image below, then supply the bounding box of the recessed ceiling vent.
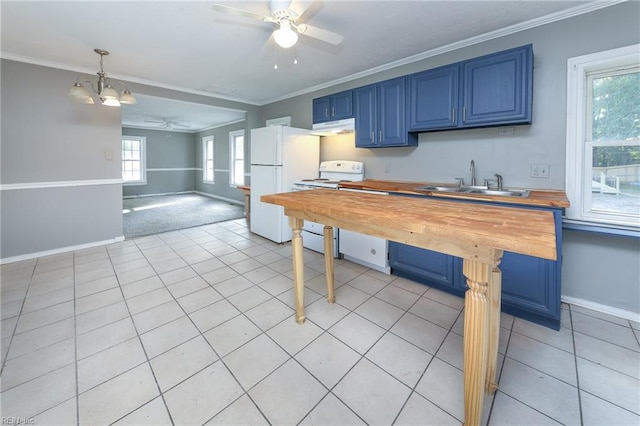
[201,85,238,96]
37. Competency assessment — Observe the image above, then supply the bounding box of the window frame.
[565,44,639,231]
[229,129,245,187]
[202,135,215,184]
[122,136,146,185]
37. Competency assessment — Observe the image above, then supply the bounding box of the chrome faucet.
[495,173,503,190]
[470,160,477,186]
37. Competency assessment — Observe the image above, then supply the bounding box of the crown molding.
[0,1,626,107]
[0,52,262,106]
[266,0,628,104]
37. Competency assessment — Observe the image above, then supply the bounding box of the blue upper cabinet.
[408,64,460,131]
[312,90,353,123]
[354,77,417,148]
[461,44,533,127]
[354,85,377,146]
[407,44,533,132]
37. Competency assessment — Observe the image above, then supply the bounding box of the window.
[203,136,214,183]
[229,130,245,186]
[122,136,146,184]
[566,45,639,230]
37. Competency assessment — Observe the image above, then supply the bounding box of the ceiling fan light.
[274,20,298,48]
[119,89,137,105]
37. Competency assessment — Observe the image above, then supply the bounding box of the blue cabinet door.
[354,78,416,148]
[461,44,533,126]
[354,85,377,147]
[499,207,562,329]
[312,96,331,123]
[408,64,459,131]
[389,242,462,292]
[332,91,353,120]
[312,91,353,123]
[378,77,415,146]
[500,252,560,328]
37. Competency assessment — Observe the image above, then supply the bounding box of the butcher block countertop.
[339,179,570,208]
[262,189,557,261]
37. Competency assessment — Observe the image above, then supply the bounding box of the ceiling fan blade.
[211,4,267,21]
[144,120,166,124]
[286,0,313,20]
[297,24,343,45]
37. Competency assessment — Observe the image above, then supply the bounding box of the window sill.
[123,181,147,186]
[563,219,639,239]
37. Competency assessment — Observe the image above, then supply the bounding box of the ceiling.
[1,0,613,132]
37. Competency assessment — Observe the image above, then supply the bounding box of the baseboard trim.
[122,191,243,206]
[0,236,126,265]
[194,191,243,206]
[123,191,192,199]
[0,178,122,191]
[561,295,640,323]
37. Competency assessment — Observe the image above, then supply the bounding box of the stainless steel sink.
[415,185,530,198]
[415,185,467,192]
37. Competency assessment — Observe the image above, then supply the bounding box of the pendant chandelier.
[68,49,136,107]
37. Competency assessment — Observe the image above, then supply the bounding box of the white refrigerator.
[250,126,319,243]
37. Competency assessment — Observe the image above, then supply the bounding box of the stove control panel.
[319,160,364,174]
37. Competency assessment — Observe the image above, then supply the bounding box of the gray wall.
[122,127,196,197]
[1,60,261,260]
[1,60,123,259]
[195,121,247,203]
[261,2,640,315]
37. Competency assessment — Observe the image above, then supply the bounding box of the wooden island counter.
[261,189,557,426]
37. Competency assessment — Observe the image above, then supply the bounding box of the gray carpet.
[123,193,245,238]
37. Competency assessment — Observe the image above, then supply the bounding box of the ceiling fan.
[143,118,191,130]
[212,0,343,49]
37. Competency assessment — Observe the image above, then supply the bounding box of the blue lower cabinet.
[500,251,561,330]
[389,243,465,293]
[388,205,562,330]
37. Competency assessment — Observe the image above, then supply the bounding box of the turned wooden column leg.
[289,217,305,324]
[462,258,491,426]
[486,266,502,394]
[323,226,335,303]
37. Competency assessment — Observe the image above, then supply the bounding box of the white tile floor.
[1,219,639,425]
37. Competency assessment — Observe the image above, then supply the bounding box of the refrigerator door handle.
[274,127,282,166]
[275,166,282,192]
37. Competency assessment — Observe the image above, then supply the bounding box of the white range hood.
[310,118,355,136]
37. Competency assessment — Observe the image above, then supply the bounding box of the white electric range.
[291,160,364,255]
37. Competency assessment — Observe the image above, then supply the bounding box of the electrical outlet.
[384,162,391,173]
[530,164,550,178]
[104,150,113,160]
